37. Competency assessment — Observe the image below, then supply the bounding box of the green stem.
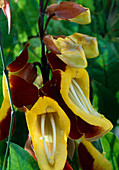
[0,31,15,170]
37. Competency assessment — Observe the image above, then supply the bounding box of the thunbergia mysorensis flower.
[0,0,11,33]
[77,136,112,170]
[43,33,99,68]
[40,53,113,141]
[43,35,87,68]
[25,96,70,170]
[0,44,39,141]
[46,2,91,24]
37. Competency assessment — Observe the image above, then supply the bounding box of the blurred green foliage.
[0,0,119,169]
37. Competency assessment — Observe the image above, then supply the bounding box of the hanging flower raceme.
[77,136,112,170]
[25,96,70,170]
[40,53,113,141]
[0,44,39,141]
[43,33,99,68]
[46,2,91,24]
[0,0,11,33]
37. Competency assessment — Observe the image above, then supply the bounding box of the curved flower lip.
[43,35,87,68]
[69,33,99,58]
[7,43,30,73]
[77,136,112,170]
[40,67,113,141]
[25,96,70,170]
[60,66,113,141]
[46,2,91,24]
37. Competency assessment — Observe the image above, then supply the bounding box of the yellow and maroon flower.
[40,53,113,141]
[46,2,91,24]
[25,96,70,170]
[43,35,87,68]
[43,32,99,68]
[0,44,39,141]
[77,136,112,170]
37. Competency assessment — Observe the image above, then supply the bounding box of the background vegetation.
[0,0,119,169]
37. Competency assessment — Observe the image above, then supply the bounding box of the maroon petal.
[43,35,61,54]
[78,142,94,169]
[77,117,105,140]
[9,75,39,108]
[17,63,37,84]
[0,107,15,141]
[7,43,30,73]
[47,52,66,71]
[55,2,87,19]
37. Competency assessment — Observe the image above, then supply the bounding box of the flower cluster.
[0,1,113,170]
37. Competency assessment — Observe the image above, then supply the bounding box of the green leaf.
[92,80,119,126]
[0,140,7,169]
[101,132,119,170]
[7,142,39,170]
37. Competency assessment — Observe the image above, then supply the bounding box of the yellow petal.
[69,8,91,24]
[0,74,10,121]
[25,96,70,170]
[53,37,87,68]
[0,75,11,141]
[60,66,113,141]
[69,33,99,58]
[77,136,112,170]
